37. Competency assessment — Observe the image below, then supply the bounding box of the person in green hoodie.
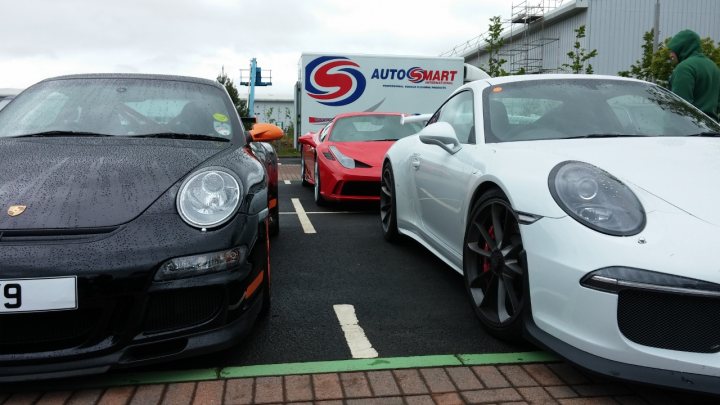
[667,29,720,121]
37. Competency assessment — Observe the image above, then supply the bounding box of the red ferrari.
[298,112,423,205]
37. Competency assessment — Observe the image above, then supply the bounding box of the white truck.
[294,53,487,143]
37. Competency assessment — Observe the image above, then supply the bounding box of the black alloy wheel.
[380,163,400,242]
[463,189,527,341]
[313,159,325,206]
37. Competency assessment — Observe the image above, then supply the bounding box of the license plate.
[0,277,77,313]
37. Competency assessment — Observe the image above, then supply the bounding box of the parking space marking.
[333,304,378,359]
[291,198,317,234]
[279,211,365,215]
[284,180,291,185]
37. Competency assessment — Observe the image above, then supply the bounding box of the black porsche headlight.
[549,161,645,236]
[177,167,242,229]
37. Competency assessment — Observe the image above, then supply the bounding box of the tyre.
[380,162,400,242]
[268,205,279,237]
[300,146,310,187]
[463,189,526,342]
[313,159,326,206]
[259,219,272,317]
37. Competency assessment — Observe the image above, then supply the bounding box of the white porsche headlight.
[177,168,242,228]
[549,161,645,236]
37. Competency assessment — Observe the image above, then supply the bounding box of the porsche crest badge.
[7,205,27,217]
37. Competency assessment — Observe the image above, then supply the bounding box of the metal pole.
[653,0,660,52]
[249,58,257,119]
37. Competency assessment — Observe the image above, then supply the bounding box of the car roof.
[461,73,647,92]
[37,73,222,89]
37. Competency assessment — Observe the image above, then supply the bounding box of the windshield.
[0,78,240,140]
[483,79,720,143]
[0,98,11,111]
[329,115,423,142]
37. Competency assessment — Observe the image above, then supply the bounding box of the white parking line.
[279,211,365,215]
[333,304,378,359]
[284,180,291,185]
[291,198,317,234]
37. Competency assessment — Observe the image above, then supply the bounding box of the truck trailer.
[294,53,487,143]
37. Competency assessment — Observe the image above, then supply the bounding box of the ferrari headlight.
[329,145,355,168]
[177,168,242,229]
[549,161,645,236]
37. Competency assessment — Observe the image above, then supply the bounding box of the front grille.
[341,181,380,197]
[142,287,224,334]
[618,289,720,353]
[0,226,118,244]
[0,309,101,353]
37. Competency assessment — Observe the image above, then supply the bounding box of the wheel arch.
[466,180,508,225]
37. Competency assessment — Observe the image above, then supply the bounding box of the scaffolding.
[502,0,562,74]
[441,0,564,74]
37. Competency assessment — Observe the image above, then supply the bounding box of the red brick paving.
[3,363,719,404]
[129,385,165,405]
[283,375,313,402]
[311,373,343,400]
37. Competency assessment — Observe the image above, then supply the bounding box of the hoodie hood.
[668,30,702,62]
[0,137,227,230]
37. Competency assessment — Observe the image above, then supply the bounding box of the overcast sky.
[1,0,509,97]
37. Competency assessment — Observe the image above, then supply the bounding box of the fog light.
[581,267,720,297]
[154,246,249,281]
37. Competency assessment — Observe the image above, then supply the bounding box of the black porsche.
[0,74,283,381]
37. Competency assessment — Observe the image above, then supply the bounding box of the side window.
[436,91,475,144]
[319,123,332,142]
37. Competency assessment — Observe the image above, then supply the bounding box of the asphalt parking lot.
[1,159,717,404]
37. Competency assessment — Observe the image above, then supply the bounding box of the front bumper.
[319,161,381,202]
[520,209,720,394]
[0,211,268,382]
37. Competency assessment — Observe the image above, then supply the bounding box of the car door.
[299,123,331,183]
[413,90,478,264]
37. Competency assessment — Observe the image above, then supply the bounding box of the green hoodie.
[668,29,720,120]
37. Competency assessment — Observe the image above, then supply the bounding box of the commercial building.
[443,0,720,76]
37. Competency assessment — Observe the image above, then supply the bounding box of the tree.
[486,16,508,77]
[622,35,720,88]
[217,68,249,117]
[562,25,598,74]
[618,29,655,81]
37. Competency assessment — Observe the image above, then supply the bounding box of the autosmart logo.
[305,56,366,106]
[371,67,459,85]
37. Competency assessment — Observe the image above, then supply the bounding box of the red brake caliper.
[482,226,495,273]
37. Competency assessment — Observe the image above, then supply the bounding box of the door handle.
[411,155,421,170]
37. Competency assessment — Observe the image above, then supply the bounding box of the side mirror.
[298,133,316,147]
[418,122,462,154]
[249,123,284,142]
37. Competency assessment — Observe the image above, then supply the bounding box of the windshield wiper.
[12,131,113,138]
[370,138,400,142]
[564,134,650,139]
[131,133,230,142]
[688,132,720,137]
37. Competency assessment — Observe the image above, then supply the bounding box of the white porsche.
[381,74,720,394]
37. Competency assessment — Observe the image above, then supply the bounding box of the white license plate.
[0,277,77,313]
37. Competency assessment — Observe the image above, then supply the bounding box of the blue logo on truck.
[305,56,366,106]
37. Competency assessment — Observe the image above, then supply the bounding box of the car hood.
[498,137,720,225]
[330,141,395,167]
[0,138,228,229]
